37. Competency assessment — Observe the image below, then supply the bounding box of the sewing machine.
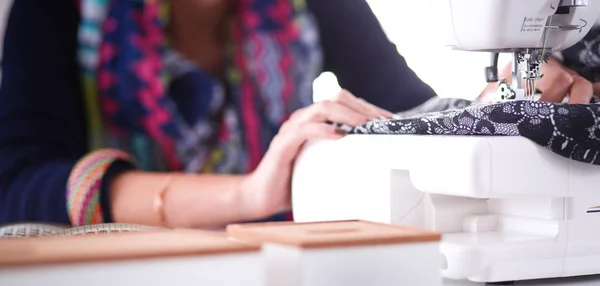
[439,0,600,101]
[291,0,600,284]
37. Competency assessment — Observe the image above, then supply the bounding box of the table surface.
[443,275,600,286]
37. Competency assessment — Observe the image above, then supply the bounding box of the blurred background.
[0,0,511,102]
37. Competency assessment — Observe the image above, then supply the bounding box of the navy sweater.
[0,0,436,225]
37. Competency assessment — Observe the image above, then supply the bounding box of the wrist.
[173,173,266,227]
[103,162,136,223]
[236,173,275,221]
[168,173,253,228]
[236,174,261,220]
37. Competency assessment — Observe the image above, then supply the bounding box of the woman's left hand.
[239,90,393,219]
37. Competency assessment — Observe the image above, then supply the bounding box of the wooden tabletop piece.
[227,220,441,249]
[0,229,260,267]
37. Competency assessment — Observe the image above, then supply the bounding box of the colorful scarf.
[77,0,322,174]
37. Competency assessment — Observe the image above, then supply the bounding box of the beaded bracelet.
[67,149,134,226]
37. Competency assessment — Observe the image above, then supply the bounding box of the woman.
[0,0,437,228]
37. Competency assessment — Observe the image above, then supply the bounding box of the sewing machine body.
[438,0,599,53]
[291,135,600,283]
[438,0,600,101]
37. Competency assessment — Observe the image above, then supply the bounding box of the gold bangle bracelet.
[153,174,175,227]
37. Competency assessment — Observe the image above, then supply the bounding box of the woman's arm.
[109,171,254,228]
[306,0,437,112]
[0,0,86,224]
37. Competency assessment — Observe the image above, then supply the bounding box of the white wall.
[0,0,9,47]
[0,0,12,81]
[313,0,512,103]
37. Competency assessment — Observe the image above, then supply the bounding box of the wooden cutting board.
[227,220,441,249]
[0,229,260,267]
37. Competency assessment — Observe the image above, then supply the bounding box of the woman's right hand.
[239,90,394,219]
[480,56,593,104]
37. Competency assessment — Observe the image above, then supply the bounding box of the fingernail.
[335,128,348,135]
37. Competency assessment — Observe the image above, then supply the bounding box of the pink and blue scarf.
[77,0,322,174]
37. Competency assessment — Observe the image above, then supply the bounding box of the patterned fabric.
[345,99,600,165]
[77,0,322,174]
[67,149,134,226]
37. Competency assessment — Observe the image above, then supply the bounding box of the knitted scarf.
[77,0,322,173]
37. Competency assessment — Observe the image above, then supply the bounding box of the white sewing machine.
[292,0,600,284]
[440,0,600,101]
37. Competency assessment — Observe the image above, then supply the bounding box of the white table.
[292,135,600,283]
[444,275,600,285]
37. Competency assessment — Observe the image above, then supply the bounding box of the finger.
[568,76,593,104]
[563,66,578,77]
[594,82,600,98]
[535,57,571,92]
[538,71,573,103]
[297,122,345,141]
[268,122,344,162]
[357,97,394,119]
[334,89,394,119]
[290,100,369,127]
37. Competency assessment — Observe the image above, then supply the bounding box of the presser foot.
[494,50,548,103]
[495,79,517,101]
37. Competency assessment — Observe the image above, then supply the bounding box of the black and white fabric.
[344,98,600,165]
[341,25,600,165]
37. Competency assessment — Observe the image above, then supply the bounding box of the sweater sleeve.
[0,0,88,225]
[306,0,437,112]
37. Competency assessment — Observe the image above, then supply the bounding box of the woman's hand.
[482,56,593,104]
[239,90,394,219]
